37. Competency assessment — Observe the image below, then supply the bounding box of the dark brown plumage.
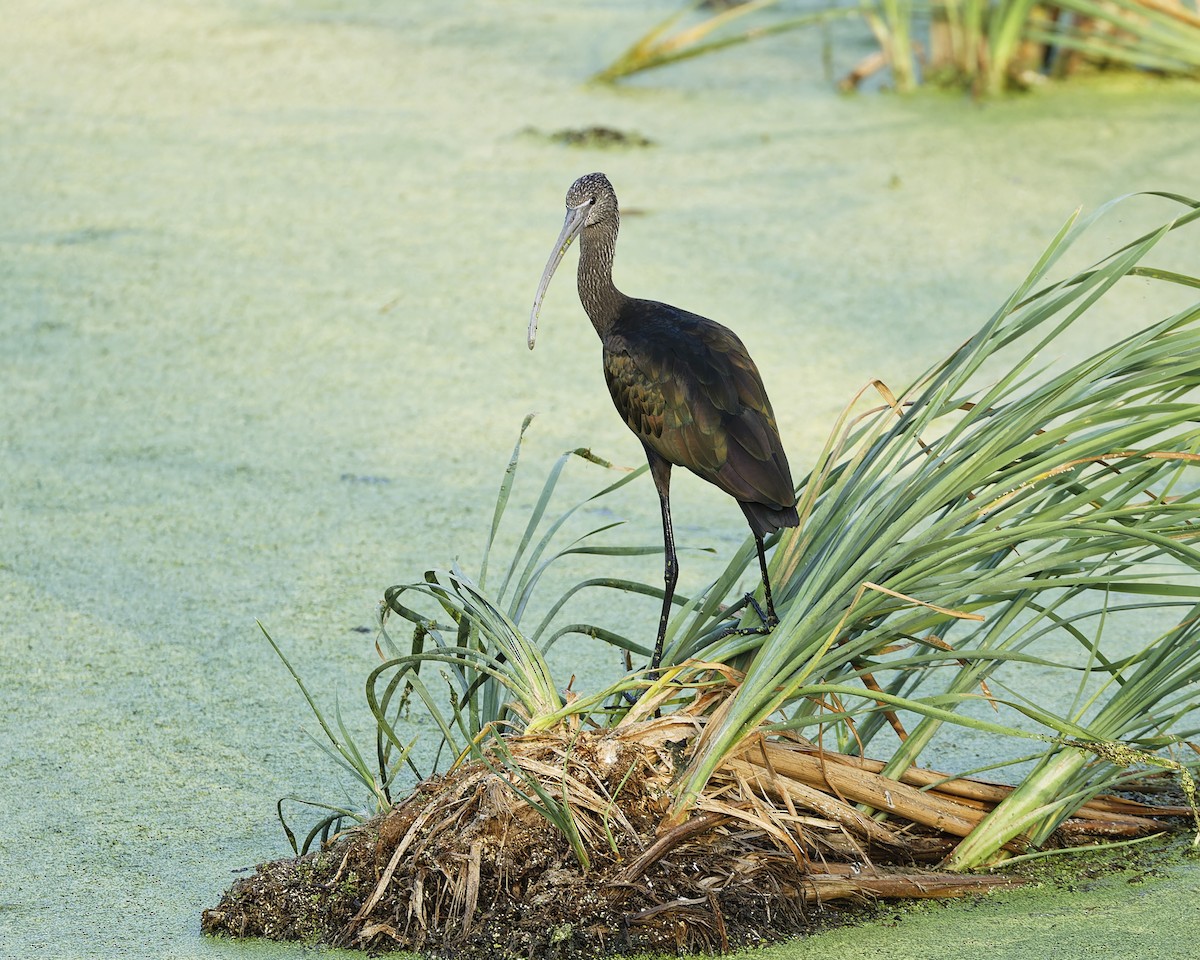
[529,172,798,672]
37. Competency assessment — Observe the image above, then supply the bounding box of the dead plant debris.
[203,718,1189,958]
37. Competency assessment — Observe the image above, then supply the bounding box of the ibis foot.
[715,593,779,640]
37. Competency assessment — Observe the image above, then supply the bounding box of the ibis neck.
[577,221,626,338]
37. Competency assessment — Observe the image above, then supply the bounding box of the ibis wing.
[603,305,795,513]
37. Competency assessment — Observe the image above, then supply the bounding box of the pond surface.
[2,1,1198,957]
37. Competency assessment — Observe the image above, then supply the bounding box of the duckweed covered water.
[3,1,1198,957]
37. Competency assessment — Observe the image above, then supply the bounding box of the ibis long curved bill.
[528,201,592,350]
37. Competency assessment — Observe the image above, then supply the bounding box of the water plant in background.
[593,0,861,83]
[205,191,1200,957]
[595,0,1200,93]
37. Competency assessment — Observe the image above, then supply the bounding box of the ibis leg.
[652,486,679,673]
[644,450,677,674]
[753,532,779,627]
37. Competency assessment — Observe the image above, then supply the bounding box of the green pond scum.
[3,1,1198,958]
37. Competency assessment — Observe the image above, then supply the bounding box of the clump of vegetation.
[593,0,1200,94]
[204,191,1200,956]
[520,125,656,149]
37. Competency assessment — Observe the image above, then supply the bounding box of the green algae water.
[2,1,1198,957]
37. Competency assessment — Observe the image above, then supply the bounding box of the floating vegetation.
[520,125,656,149]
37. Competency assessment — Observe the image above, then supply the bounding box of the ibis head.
[528,172,619,350]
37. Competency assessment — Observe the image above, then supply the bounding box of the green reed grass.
[374,417,667,752]
[665,192,1200,860]
[264,424,669,850]
[260,621,398,853]
[593,0,859,84]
